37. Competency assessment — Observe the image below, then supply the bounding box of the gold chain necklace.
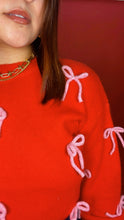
[0,53,35,81]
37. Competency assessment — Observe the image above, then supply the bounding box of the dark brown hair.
[32,0,65,104]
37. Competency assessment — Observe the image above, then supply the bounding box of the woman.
[0,0,124,220]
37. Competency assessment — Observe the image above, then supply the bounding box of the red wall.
[58,0,124,192]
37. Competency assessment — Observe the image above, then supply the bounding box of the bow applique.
[106,195,124,218]
[0,107,7,136]
[104,127,124,155]
[70,201,90,220]
[0,203,7,220]
[67,134,91,178]
[62,65,88,102]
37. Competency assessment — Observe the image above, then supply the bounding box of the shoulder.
[60,58,93,76]
[60,58,108,104]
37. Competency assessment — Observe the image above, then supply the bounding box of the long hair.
[32,0,65,104]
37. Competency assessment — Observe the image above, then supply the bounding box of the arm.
[80,101,123,220]
[79,69,123,220]
[61,60,124,220]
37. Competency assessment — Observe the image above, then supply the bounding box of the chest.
[0,91,82,191]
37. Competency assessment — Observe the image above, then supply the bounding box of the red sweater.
[0,58,123,220]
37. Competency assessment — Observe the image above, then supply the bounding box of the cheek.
[33,16,43,35]
[0,23,33,48]
[34,2,44,31]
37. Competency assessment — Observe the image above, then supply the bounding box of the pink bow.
[62,65,88,102]
[0,107,7,136]
[0,203,7,220]
[67,134,91,178]
[70,201,90,220]
[106,195,124,218]
[104,127,124,155]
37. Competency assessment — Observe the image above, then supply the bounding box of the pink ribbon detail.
[0,107,7,136]
[104,127,124,155]
[0,203,7,220]
[67,134,91,178]
[62,65,88,102]
[106,195,124,218]
[70,201,90,220]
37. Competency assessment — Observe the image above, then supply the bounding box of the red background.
[58,0,124,192]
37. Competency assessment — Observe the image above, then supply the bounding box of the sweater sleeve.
[78,66,123,220]
[61,59,124,220]
[80,101,123,220]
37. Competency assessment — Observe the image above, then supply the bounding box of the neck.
[0,44,33,65]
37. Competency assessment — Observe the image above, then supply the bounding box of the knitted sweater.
[0,58,123,220]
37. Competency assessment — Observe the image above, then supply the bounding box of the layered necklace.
[0,53,34,81]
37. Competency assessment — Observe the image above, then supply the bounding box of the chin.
[5,37,33,49]
[9,42,30,48]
